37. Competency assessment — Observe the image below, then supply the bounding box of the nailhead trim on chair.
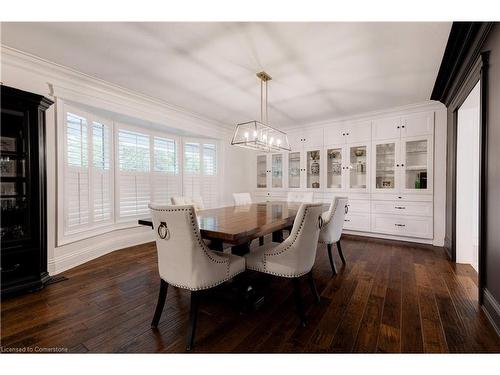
[246,264,310,278]
[253,205,320,276]
[162,268,245,291]
[150,205,232,282]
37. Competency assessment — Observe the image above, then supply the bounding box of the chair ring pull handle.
[318,215,324,229]
[157,221,170,240]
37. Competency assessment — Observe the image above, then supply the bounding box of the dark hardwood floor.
[1,235,499,353]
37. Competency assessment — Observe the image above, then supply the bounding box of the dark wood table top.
[138,201,329,246]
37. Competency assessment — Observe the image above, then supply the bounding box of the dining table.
[138,201,329,255]
[138,201,329,309]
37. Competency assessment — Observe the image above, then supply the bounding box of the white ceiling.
[1,22,451,128]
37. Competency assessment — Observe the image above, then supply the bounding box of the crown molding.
[1,45,234,135]
[284,100,446,131]
[431,22,494,105]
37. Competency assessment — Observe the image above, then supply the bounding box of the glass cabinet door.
[326,147,343,189]
[306,150,321,189]
[271,154,283,188]
[348,145,367,190]
[375,142,397,191]
[288,152,301,189]
[1,107,30,245]
[403,137,431,191]
[256,155,267,189]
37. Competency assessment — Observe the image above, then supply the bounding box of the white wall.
[456,82,480,271]
[0,46,254,274]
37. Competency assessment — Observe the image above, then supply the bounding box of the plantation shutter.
[201,143,218,208]
[65,112,90,232]
[152,136,180,205]
[182,141,219,209]
[183,142,202,200]
[92,121,112,223]
[118,129,151,219]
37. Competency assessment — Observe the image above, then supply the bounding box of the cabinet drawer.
[343,213,371,232]
[371,200,433,216]
[1,249,40,288]
[371,193,433,202]
[371,214,433,239]
[347,199,371,213]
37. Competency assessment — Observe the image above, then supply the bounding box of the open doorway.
[456,81,481,272]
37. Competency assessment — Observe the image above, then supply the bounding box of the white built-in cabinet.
[256,153,286,191]
[254,111,436,242]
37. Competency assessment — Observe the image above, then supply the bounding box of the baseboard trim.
[482,288,500,337]
[48,230,154,275]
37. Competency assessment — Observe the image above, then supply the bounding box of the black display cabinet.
[1,85,53,297]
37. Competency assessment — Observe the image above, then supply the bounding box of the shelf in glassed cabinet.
[0,176,26,181]
[405,165,427,170]
[0,151,27,158]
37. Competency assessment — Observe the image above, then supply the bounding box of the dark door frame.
[448,51,489,304]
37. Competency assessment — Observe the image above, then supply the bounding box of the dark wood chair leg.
[327,243,338,275]
[292,278,306,327]
[259,237,264,246]
[307,271,321,304]
[337,240,346,265]
[186,291,201,351]
[151,279,168,328]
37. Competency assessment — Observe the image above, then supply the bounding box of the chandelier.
[231,71,291,152]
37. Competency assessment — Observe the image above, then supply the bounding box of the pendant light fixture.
[231,71,290,152]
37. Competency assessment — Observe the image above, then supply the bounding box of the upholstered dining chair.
[245,203,324,327]
[319,197,349,275]
[149,204,245,351]
[233,192,252,206]
[171,196,205,211]
[287,191,314,203]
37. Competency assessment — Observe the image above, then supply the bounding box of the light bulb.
[244,132,249,139]
[269,137,274,145]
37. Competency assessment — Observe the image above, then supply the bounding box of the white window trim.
[56,100,219,246]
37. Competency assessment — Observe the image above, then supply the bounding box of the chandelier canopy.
[231,72,291,152]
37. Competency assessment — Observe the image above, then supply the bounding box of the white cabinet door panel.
[347,199,371,213]
[344,213,371,231]
[302,128,324,148]
[402,112,434,138]
[345,121,372,143]
[324,123,345,145]
[372,116,401,140]
[287,131,303,151]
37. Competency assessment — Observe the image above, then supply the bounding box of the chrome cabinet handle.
[344,219,351,222]
[395,206,406,209]
[394,224,406,227]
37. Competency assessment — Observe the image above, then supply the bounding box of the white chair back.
[319,197,348,244]
[171,196,205,211]
[149,204,234,290]
[233,192,252,206]
[255,203,323,277]
[287,191,314,203]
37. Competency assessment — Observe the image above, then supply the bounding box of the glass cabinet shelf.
[326,148,342,189]
[349,146,367,189]
[288,152,301,189]
[306,150,321,189]
[405,139,428,190]
[375,142,396,189]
